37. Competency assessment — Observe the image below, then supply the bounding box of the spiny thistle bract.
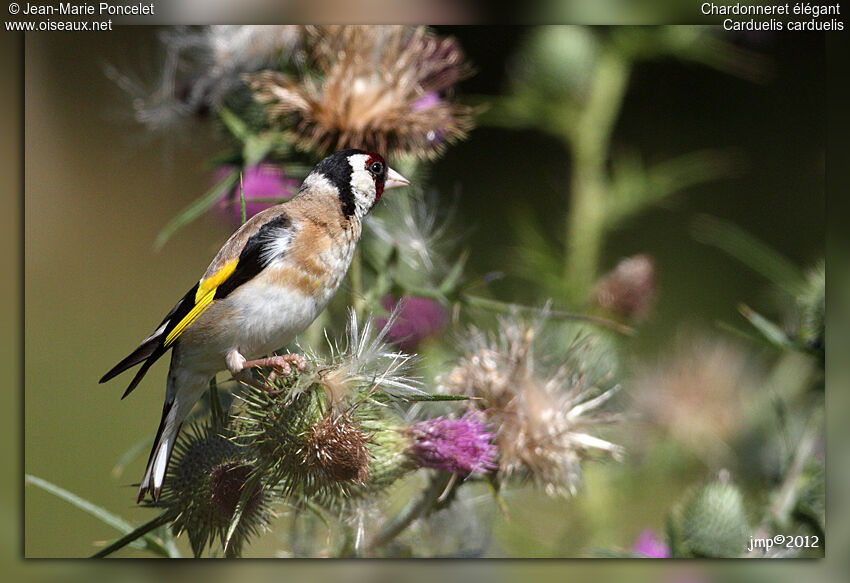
[231,310,428,508]
[439,313,624,498]
[246,25,476,160]
[154,421,274,557]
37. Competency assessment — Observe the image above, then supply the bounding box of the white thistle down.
[366,190,455,275]
[302,308,426,408]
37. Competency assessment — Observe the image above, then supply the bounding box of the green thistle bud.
[676,479,750,558]
[156,422,273,557]
[350,422,413,497]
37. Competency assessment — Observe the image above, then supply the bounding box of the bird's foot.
[241,354,307,395]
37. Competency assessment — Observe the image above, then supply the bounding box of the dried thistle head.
[157,422,273,557]
[439,314,623,497]
[247,26,475,160]
[631,333,757,463]
[299,412,371,483]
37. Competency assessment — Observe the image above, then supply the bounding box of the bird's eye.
[369,161,384,175]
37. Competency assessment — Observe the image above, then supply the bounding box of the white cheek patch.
[347,154,377,216]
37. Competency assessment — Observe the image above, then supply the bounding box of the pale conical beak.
[385,167,411,190]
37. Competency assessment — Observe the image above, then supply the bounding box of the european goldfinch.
[100,149,410,502]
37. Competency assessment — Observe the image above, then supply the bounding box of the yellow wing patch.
[164,259,239,347]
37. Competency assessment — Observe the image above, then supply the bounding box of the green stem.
[368,472,453,553]
[91,512,175,558]
[564,48,631,303]
[759,413,821,534]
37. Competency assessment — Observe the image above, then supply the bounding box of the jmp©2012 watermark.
[747,534,821,553]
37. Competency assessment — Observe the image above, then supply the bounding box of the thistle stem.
[564,48,631,303]
[91,511,175,558]
[368,472,453,553]
[756,412,821,536]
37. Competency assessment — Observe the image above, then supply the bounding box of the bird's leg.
[226,351,306,396]
[242,354,307,377]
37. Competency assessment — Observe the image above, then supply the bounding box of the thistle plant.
[24,25,820,560]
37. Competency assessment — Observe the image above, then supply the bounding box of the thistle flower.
[156,422,273,557]
[406,413,497,475]
[377,295,448,353]
[214,163,297,225]
[247,26,475,160]
[439,314,623,497]
[593,254,657,321]
[632,528,671,558]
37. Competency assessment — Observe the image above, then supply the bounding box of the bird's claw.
[240,354,307,394]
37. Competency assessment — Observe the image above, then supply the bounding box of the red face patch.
[364,152,387,203]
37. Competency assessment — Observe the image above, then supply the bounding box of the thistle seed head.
[247,26,475,160]
[439,314,623,497]
[299,413,371,483]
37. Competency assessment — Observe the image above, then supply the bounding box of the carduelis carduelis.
[100,149,410,502]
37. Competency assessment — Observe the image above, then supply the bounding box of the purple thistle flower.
[632,528,671,558]
[411,92,442,111]
[407,413,497,476]
[214,163,297,225]
[377,295,447,353]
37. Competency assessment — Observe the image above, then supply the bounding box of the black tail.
[100,337,167,399]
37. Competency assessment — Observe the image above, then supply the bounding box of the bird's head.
[302,149,410,220]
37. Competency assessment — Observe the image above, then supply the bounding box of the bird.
[100,149,410,503]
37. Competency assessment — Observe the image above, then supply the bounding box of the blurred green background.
[23,27,824,559]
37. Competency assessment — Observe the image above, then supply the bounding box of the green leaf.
[398,393,470,402]
[243,134,275,167]
[692,214,805,296]
[239,173,247,225]
[218,106,250,142]
[155,169,239,250]
[739,304,797,350]
[111,436,153,479]
[439,250,469,296]
[607,150,733,228]
[25,474,171,557]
